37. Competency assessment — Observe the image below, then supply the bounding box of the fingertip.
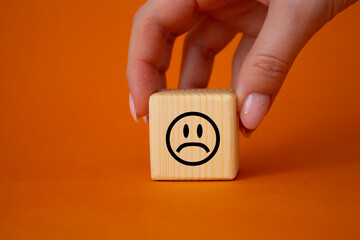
[143,115,149,124]
[239,121,253,138]
[129,93,139,123]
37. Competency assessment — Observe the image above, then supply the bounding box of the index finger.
[127,0,200,119]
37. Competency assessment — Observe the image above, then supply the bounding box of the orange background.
[1,0,360,239]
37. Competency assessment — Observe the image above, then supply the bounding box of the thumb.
[235,1,319,131]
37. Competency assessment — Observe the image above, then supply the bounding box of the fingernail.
[240,93,270,130]
[143,115,149,124]
[129,93,139,123]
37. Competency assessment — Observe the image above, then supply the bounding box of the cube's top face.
[150,88,236,99]
[149,89,237,170]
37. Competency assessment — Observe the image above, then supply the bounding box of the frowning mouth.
[176,142,210,153]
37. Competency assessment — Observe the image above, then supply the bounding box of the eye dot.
[197,124,203,138]
[183,124,189,138]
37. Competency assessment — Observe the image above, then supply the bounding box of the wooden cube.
[149,89,239,180]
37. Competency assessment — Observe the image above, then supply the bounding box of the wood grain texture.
[149,89,239,180]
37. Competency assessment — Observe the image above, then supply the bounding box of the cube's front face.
[149,89,239,180]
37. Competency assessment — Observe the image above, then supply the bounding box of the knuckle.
[250,54,289,81]
[184,35,216,61]
[197,45,216,61]
[133,6,145,23]
[194,43,216,61]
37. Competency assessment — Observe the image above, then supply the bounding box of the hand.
[127,0,358,135]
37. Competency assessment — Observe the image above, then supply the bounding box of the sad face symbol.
[166,112,220,166]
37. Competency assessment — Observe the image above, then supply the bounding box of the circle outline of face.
[166,111,220,166]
